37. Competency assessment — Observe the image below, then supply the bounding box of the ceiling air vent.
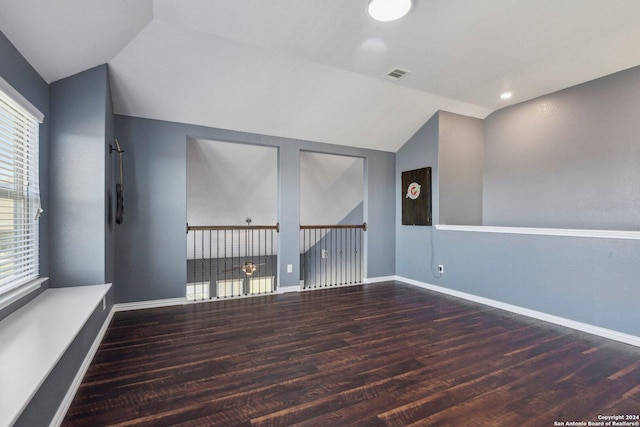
[383,68,410,82]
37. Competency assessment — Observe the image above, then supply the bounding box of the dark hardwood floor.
[63,282,640,426]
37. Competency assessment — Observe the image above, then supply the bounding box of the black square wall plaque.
[402,167,432,225]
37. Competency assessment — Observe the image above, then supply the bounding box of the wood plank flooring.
[63,282,640,426]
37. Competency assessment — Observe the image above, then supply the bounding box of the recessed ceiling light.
[500,91,513,100]
[368,0,412,22]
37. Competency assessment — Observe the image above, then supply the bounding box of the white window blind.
[0,87,41,296]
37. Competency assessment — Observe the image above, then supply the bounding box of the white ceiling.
[1,0,640,152]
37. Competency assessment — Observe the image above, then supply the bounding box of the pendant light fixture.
[368,0,412,22]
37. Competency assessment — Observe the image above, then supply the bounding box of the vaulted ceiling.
[2,0,640,152]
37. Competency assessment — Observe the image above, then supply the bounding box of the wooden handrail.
[187,223,279,232]
[300,222,367,231]
[187,223,366,232]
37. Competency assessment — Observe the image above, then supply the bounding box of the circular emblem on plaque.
[406,182,421,200]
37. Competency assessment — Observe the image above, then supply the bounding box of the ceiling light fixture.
[500,91,513,100]
[368,0,412,22]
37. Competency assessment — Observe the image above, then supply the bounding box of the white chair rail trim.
[434,224,640,240]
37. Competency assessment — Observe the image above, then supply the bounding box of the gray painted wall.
[396,69,640,338]
[438,111,483,226]
[0,33,116,427]
[431,230,640,337]
[278,143,302,287]
[115,115,395,303]
[365,146,397,278]
[49,65,112,287]
[396,113,440,281]
[484,65,640,231]
[114,117,187,302]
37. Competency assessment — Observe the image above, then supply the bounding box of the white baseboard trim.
[363,276,396,284]
[50,305,115,427]
[434,224,640,240]
[395,275,640,348]
[114,297,188,312]
[277,286,300,294]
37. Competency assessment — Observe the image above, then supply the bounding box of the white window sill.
[434,225,640,240]
[0,278,48,312]
[0,283,111,427]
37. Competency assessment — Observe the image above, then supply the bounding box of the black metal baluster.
[308,229,312,289]
[250,228,254,294]
[359,227,363,283]
[319,228,323,287]
[263,229,267,293]
[192,230,196,299]
[353,228,362,283]
[353,228,357,284]
[323,228,327,287]
[245,228,249,295]
[271,228,275,291]
[237,229,242,296]
[215,230,219,298]
[320,229,329,288]
[327,228,336,286]
[199,231,202,300]
[357,227,360,283]
[239,228,243,296]
[339,229,342,285]
[344,228,347,285]
[350,228,354,284]
[225,229,229,297]
[329,228,333,286]
[321,227,325,287]
[245,228,249,288]
[253,229,257,293]
[256,229,259,294]
[337,228,339,286]
[344,228,348,284]
[305,229,309,289]
[354,228,358,284]
[356,227,360,283]
[336,228,340,286]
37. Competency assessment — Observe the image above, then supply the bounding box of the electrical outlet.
[322,249,329,259]
[287,264,293,273]
[438,265,444,274]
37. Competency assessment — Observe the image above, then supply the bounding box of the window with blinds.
[0,87,41,297]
